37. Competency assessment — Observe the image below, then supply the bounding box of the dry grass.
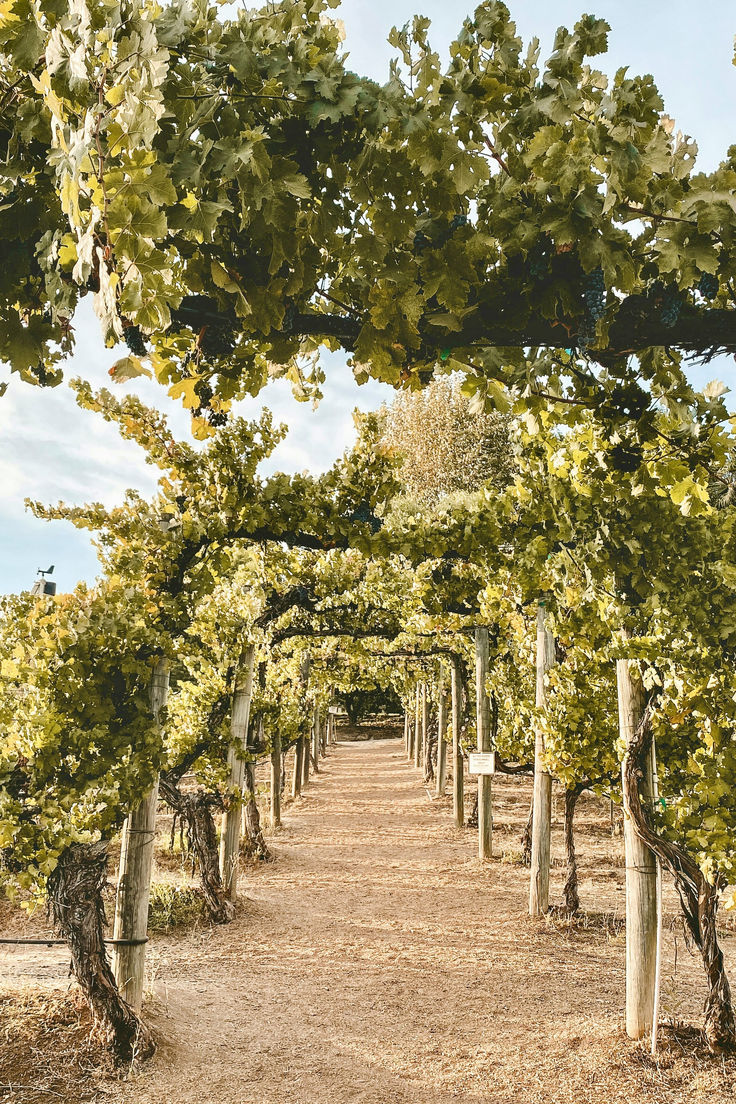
[0,988,111,1103]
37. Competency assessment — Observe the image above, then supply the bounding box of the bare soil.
[2,730,736,1103]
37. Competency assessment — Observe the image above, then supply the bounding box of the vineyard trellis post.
[311,702,320,773]
[475,627,493,860]
[291,737,303,798]
[617,655,658,1039]
[529,603,556,916]
[414,683,421,768]
[112,656,170,1012]
[302,727,311,786]
[270,724,282,829]
[219,644,256,901]
[435,666,447,797]
[451,657,464,827]
[421,681,430,780]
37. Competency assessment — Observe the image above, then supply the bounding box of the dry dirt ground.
[2,730,736,1104]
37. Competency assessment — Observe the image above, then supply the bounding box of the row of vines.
[3,377,736,1065]
[1,0,736,1080]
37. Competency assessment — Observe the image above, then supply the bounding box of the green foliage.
[0,580,160,901]
[1,0,734,469]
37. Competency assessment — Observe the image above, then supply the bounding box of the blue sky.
[1,1,735,593]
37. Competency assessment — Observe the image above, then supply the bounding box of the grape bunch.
[31,360,51,385]
[413,230,430,254]
[610,443,643,473]
[349,500,382,533]
[583,267,606,322]
[207,410,228,428]
[200,321,235,357]
[528,237,551,280]
[123,325,147,357]
[282,302,298,334]
[449,213,468,232]
[659,285,682,328]
[195,382,214,410]
[698,272,719,300]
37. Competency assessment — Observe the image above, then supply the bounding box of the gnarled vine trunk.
[158,775,234,924]
[562,783,586,914]
[623,704,736,1053]
[48,842,153,1064]
[241,761,273,862]
[423,720,436,784]
[521,799,533,866]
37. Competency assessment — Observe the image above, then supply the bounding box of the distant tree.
[381,375,513,507]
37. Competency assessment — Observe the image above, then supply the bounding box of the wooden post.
[112,657,169,1013]
[311,702,320,773]
[291,736,302,799]
[529,603,556,917]
[219,645,256,901]
[435,667,447,797]
[270,725,282,829]
[421,682,429,774]
[413,684,421,768]
[301,730,310,786]
[403,711,410,756]
[618,656,658,1040]
[451,658,464,827]
[475,627,492,860]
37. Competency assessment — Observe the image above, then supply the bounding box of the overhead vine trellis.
[2,0,736,1077]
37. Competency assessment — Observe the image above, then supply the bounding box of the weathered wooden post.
[451,657,464,827]
[311,701,320,773]
[529,603,556,917]
[270,725,282,829]
[112,657,170,1012]
[475,627,492,860]
[291,736,303,799]
[219,644,256,901]
[403,711,410,757]
[413,683,421,768]
[618,655,658,1039]
[300,728,308,790]
[435,667,447,797]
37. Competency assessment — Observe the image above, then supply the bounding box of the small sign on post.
[468,751,496,776]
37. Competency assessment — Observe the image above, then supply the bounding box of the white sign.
[468,752,496,776]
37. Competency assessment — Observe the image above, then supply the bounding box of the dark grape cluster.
[610,443,643,473]
[697,272,719,300]
[412,214,469,255]
[528,236,551,280]
[282,302,298,334]
[123,324,147,357]
[200,321,235,357]
[207,410,228,428]
[647,280,683,328]
[349,500,382,533]
[583,267,606,322]
[659,286,682,328]
[31,360,51,385]
[195,382,214,409]
[607,383,649,420]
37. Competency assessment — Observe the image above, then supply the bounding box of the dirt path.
[89,737,732,1104]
